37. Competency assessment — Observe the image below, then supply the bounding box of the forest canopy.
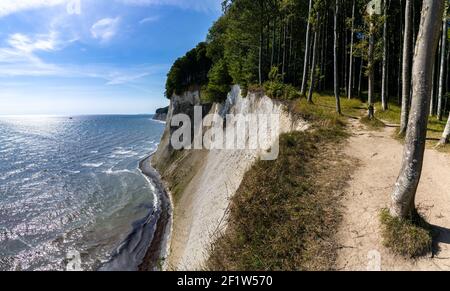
[165,0,450,121]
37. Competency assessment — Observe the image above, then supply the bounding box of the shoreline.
[98,154,173,271]
[138,155,173,271]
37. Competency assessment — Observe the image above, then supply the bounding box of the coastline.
[151,87,309,269]
[138,155,173,271]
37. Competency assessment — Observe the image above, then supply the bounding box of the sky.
[0,0,222,115]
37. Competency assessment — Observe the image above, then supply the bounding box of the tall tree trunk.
[319,17,326,91]
[397,0,404,105]
[358,58,363,99]
[258,0,264,85]
[381,0,389,111]
[334,0,342,114]
[399,0,413,136]
[348,0,356,99]
[282,20,287,81]
[321,11,329,91]
[390,0,445,219]
[368,20,375,119]
[430,55,437,116]
[308,15,320,103]
[343,3,348,98]
[441,117,450,144]
[288,19,293,81]
[271,18,276,69]
[259,27,263,85]
[437,18,447,121]
[301,0,313,96]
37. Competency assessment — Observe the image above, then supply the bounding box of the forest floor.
[336,116,450,271]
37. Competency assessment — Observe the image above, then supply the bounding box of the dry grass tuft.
[380,209,433,258]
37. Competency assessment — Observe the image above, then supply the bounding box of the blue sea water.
[0,115,165,271]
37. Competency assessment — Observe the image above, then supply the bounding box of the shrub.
[263,67,300,100]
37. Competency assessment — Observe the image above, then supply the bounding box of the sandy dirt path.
[336,119,450,271]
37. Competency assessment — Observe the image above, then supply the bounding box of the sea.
[0,115,165,271]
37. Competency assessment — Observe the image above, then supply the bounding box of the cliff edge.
[151,85,308,270]
[153,106,169,122]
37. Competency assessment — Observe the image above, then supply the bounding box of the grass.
[360,116,385,130]
[371,101,450,151]
[206,95,358,271]
[380,209,433,258]
[292,93,364,125]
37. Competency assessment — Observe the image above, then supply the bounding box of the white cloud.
[139,15,160,24]
[90,17,120,42]
[116,0,221,12]
[0,30,166,85]
[0,31,71,77]
[0,0,68,18]
[7,32,58,53]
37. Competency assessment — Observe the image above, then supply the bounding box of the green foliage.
[202,59,233,103]
[263,67,300,100]
[165,42,212,98]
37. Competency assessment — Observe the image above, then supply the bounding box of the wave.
[102,169,133,175]
[81,162,104,168]
[151,119,166,124]
[113,149,138,156]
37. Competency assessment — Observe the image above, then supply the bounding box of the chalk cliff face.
[153,106,169,122]
[152,85,308,270]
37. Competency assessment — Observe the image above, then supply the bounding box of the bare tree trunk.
[258,0,264,85]
[343,3,348,98]
[271,18,276,69]
[301,0,313,96]
[334,0,342,114]
[308,15,320,103]
[259,28,263,85]
[397,0,404,105]
[438,18,447,121]
[282,20,287,81]
[368,20,375,119]
[430,57,437,116]
[288,19,293,81]
[348,0,356,99]
[358,58,363,99]
[320,11,329,91]
[390,0,445,219]
[381,0,389,111]
[319,16,326,91]
[441,117,450,144]
[400,0,413,135]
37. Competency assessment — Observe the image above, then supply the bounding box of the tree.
[437,15,448,121]
[390,0,445,219]
[399,0,413,136]
[334,0,342,114]
[381,0,389,111]
[367,16,375,119]
[348,0,356,99]
[441,117,450,145]
[301,0,314,96]
[307,12,320,103]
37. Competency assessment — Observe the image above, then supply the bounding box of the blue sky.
[0,0,221,115]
